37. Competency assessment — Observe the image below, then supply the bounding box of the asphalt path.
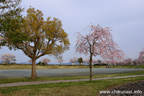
[0,75,144,87]
[0,68,144,78]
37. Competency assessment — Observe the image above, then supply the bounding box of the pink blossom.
[41,58,50,64]
[138,49,144,64]
[1,53,16,64]
[70,57,77,63]
[76,25,124,64]
[123,58,133,65]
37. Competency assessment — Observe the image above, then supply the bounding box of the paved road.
[0,68,143,78]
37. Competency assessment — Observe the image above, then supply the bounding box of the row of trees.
[70,48,144,66]
[1,50,143,65]
[122,49,144,65]
[70,57,103,65]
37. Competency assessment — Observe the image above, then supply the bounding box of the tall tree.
[2,7,70,79]
[76,25,124,82]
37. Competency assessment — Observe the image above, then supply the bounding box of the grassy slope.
[0,76,144,96]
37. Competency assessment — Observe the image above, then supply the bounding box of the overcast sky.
[0,0,144,63]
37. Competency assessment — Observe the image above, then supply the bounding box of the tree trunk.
[89,53,93,82]
[31,58,37,79]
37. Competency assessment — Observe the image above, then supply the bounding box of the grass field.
[0,64,144,69]
[0,76,144,96]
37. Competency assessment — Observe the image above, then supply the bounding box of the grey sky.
[0,0,144,63]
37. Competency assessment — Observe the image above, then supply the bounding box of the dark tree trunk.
[31,58,37,79]
[89,53,93,82]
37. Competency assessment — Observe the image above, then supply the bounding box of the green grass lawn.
[0,76,144,96]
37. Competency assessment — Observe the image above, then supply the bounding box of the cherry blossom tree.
[76,25,124,82]
[138,49,144,65]
[70,57,77,65]
[123,58,133,65]
[1,53,16,64]
[41,58,50,65]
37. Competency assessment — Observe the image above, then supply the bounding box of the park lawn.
[0,70,144,84]
[0,76,144,96]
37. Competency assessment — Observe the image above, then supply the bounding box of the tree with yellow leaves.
[5,7,70,79]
